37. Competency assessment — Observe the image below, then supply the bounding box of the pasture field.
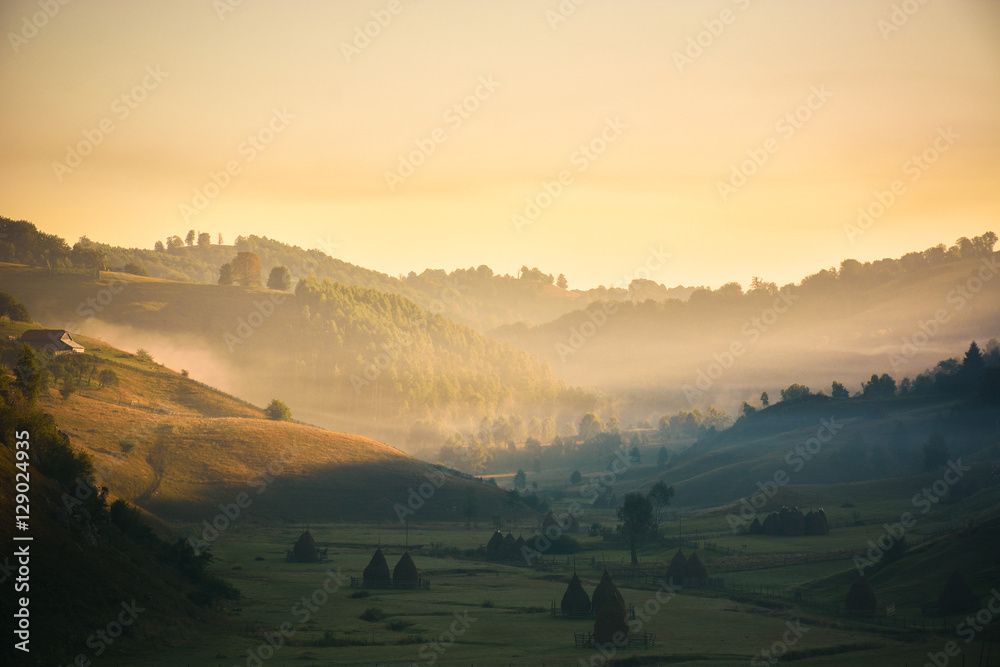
[94,518,994,667]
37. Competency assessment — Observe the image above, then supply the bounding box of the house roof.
[19,329,84,351]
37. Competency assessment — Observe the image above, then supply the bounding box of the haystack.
[804,510,829,535]
[748,517,763,534]
[762,511,781,535]
[393,550,420,587]
[593,594,629,647]
[485,530,503,558]
[666,549,687,582]
[291,530,319,562]
[684,552,708,581]
[591,570,624,614]
[498,532,518,560]
[846,576,877,613]
[560,572,591,616]
[938,570,976,614]
[363,547,391,586]
[785,507,806,536]
[514,535,526,558]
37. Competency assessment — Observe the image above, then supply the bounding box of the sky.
[2,0,998,290]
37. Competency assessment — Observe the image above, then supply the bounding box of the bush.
[349,590,370,599]
[264,398,292,421]
[360,607,384,622]
[481,600,495,608]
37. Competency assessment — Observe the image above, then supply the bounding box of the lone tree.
[230,251,263,287]
[98,368,119,389]
[197,232,211,247]
[570,470,582,485]
[218,263,234,286]
[264,399,292,421]
[656,445,668,469]
[267,265,292,290]
[649,481,675,531]
[616,492,654,565]
[185,229,196,246]
[513,469,526,490]
[14,344,42,403]
[831,381,850,398]
[922,431,950,471]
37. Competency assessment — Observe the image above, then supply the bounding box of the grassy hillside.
[0,319,530,524]
[0,262,589,451]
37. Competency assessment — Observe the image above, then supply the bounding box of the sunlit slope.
[0,320,524,523]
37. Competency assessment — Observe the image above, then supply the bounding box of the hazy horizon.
[2,0,999,290]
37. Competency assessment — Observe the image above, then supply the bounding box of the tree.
[570,470,582,485]
[960,341,986,390]
[578,412,605,440]
[217,233,224,245]
[230,251,262,287]
[780,384,810,402]
[513,469,526,490]
[154,240,165,252]
[267,265,292,291]
[135,348,154,363]
[197,232,211,247]
[0,292,31,322]
[922,431,949,471]
[616,492,654,565]
[264,399,292,421]
[656,446,668,469]
[166,235,184,250]
[185,229,196,246]
[14,344,42,403]
[629,446,641,464]
[98,368,119,389]
[760,391,769,407]
[862,373,896,398]
[740,401,756,417]
[121,262,149,276]
[556,273,568,289]
[218,263,234,286]
[831,381,850,398]
[649,481,674,530]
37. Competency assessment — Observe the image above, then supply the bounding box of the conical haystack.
[846,576,877,613]
[938,570,976,614]
[292,530,319,562]
[804,510,829,535]
[593,594,629,647]
[666,549,687,582]
[560,573,591,616]
[363,547,391,586]
[591,570,624,614]
[485,530,503,557]
[393,550,420,586]
[685,552,708,581]
[499,532,517,560]
[748,517,763,534]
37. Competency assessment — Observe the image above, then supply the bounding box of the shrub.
[350,590,370,599]
[481,600,495,608]
[264,398,292,421]
[360,607,384,622]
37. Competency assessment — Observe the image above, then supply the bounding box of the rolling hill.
[0,319,532,524]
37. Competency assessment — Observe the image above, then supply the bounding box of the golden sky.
[2,0,998,289]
